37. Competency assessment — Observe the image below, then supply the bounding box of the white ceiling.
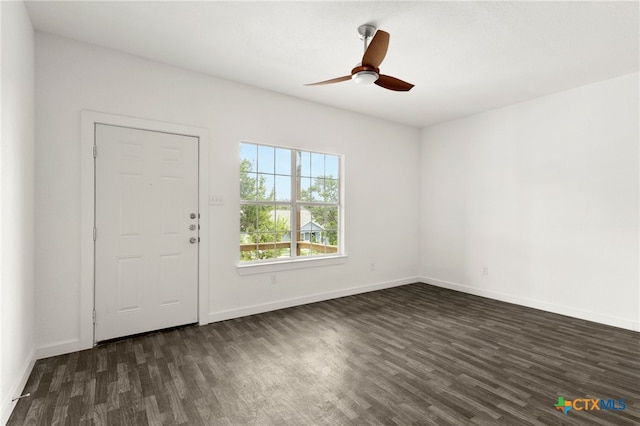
[25,1,639,128]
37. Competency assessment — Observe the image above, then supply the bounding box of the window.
[240,142,341,263]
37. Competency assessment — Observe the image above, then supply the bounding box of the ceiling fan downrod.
[357,24,377,53]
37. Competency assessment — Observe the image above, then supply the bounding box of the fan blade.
[375,74,414,92]
[362,30,390,68]
[304,76,352,86]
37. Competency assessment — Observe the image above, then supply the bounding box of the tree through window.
[240,142,341,262]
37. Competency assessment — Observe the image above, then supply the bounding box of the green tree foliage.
[240,159,289,260]
[240,159,271,234]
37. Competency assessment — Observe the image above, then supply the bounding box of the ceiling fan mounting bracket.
[357,24,377,40]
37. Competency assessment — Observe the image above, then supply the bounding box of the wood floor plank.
[7,283,640,425]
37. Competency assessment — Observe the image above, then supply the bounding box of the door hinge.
[93,145,97,158]
[92,310,96,324]
[93,227,97,241]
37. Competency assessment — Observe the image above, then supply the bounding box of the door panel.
[95,124,198,342]
[117,257,142,312]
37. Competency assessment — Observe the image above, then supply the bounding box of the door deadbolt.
[190,237,198,244]
[189,224,196,231]
[190,213,197,219]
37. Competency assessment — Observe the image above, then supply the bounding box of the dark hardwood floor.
[8,283,640,425]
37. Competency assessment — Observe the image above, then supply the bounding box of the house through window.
[240,142,341,262]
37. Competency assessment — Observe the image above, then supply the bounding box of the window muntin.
[240,142,341,263]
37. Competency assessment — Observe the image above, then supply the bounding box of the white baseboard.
[208,277,419,323]
[421,276,639,332]
[26,275,638,371]
[30,279,418,363]
[1,348,36,426]
[35,339,84,360]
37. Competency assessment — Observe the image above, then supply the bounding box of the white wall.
[32,26,637,365]
[420,73,640,331]
[1,1,36,423]
[34,33,421,354]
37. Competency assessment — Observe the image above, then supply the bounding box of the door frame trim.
[80,111,210,347]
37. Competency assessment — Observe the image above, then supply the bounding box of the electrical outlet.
[370,263,375,272]
[483,267,489,276]
[270,275,277,285]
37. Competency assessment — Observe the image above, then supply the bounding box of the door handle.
[190,237,198,244]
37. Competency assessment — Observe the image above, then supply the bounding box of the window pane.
[252,205,272,234]
[240,143,257,172]
[325,155,339,179]
[323,178,339,202]
[274,207,290,233]
[240,205,258,233]
[240,172,258,201]
[268,207,276,232]
[256,233,276,259]
[257,145,274,174]
[310,205,338,233]
[258,174,275,201]
[315,178,325,201]
[243,205,269,231]
[299,177,313,202]
[299,151,311,177]
[242,232,261,261]
[275,148,291,175]
[296,206,311,257]
[240,247,258,262]
[276,247,291,258]
[298,206,312,229]
[311,153,325,178]
[240,230,254,261]
[297,205,339,256]
[325,230,338,247]
[275,175,291,202]
[275,206,292,258]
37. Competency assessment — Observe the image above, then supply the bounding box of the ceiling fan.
[305,24,414,92]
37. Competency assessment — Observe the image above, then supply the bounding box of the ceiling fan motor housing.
[351,64,380,84]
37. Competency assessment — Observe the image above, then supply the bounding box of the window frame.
[237,142,346,273]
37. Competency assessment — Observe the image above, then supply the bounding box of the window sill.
[236,255,347,275]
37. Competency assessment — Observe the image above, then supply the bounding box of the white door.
[94,124,199,342]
